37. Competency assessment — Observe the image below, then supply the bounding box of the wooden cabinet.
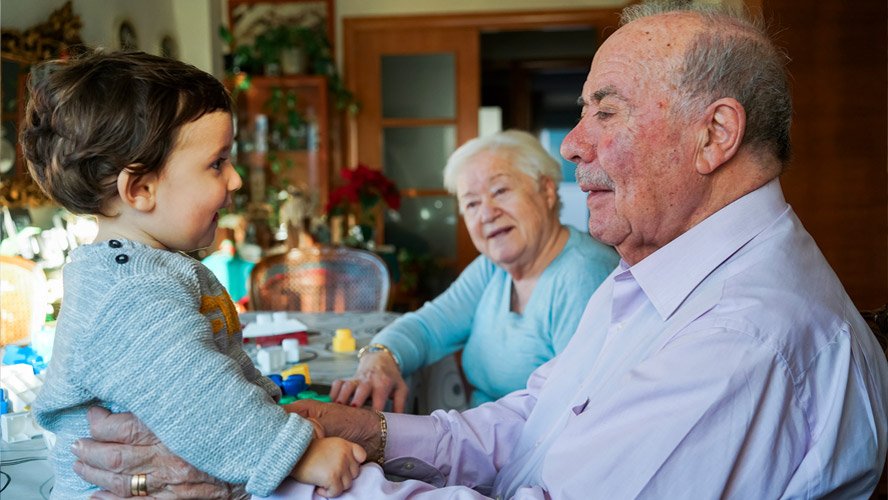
[1,57,30,185]
[233,74,330,211]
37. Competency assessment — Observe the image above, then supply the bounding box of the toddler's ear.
[117,166,158,212]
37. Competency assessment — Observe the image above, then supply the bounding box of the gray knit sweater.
[33,239,314,499]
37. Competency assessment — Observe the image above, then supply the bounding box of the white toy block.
[1,411,43,443]
[0,363,44,412]
[241,313,308,339]
[257,346,286,374]
[281,338,301,362]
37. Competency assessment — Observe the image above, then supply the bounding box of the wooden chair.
[249,246,390,312]
[0,255,47,346]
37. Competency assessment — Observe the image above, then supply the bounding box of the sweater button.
[108,239,122,248]
[115,254,129,264]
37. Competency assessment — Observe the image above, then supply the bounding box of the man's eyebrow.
[575,85,622,107]
[592,85,621,103]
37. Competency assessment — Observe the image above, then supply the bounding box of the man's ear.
[695,97,745,175]
[116,166,157,212]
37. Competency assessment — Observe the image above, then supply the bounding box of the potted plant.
[220,24,358,113]
[324,164,400,249]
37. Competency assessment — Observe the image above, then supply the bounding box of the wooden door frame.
[343,7,625,163]
[342,8,624,271]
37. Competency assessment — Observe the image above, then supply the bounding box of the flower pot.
[280,47,308,75]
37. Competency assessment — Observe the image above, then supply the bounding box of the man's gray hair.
[622,1,793,169]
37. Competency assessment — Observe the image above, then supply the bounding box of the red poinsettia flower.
[325,164,401,218]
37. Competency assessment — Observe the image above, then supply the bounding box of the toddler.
[24,50,364,499]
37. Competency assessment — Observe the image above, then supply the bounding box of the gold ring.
[131,473,148,497]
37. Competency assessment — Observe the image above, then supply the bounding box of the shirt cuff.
[383,412,440,464]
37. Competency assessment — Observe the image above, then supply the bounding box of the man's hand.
[284,400,384,461]
[71,407,243,499]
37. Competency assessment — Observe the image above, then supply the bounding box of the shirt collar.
[627,178,789,320]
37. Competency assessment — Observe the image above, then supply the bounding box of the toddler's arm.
[291,437,366,497]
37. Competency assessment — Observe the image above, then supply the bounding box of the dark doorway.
[480,28,598,133]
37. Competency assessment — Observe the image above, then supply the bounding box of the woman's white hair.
[442,129,563,195]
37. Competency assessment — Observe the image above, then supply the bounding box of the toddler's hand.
[292,436,366,497]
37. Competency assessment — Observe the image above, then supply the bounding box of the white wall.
[1,0,221,76]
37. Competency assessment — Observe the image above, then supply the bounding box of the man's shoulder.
[700,214,869,376]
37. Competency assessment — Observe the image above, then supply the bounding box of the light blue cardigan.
[375,227,619,406]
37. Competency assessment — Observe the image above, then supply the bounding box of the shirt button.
[115,254,129,264]
[108,239,122,248]
[403,462,414,471]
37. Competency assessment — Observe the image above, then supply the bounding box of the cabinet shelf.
[231,74,331,210]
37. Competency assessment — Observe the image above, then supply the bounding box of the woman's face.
[456,152,558,273]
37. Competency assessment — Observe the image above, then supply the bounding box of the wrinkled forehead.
[594,12,704,74]
[583,12,705,99]
[456,153,525,194]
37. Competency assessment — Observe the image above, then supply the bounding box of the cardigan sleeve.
[373,256,494,375]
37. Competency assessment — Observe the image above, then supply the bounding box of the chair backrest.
[250,246,390,312]
[861,304,888,356]
[0,255,47,346]
[860,305,888,498]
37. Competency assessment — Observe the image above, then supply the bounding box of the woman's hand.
[71,407,243,499]
[329,350,409,412]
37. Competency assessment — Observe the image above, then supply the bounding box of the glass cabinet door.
[346,26,480,275]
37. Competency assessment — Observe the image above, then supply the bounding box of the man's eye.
[594,111,614,120]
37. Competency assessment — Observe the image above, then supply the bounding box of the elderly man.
[73,2,888,499]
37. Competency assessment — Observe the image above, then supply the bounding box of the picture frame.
[0,57,28,181]
[0,1,82,197]
[227,0,334,51]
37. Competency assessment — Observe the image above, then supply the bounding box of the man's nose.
[561,119,594,165]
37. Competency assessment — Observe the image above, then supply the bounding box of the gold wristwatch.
[357,343,400,368]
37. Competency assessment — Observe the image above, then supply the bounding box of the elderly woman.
[331,129,619,411]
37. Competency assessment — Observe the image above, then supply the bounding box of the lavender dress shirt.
[266,179,888,499]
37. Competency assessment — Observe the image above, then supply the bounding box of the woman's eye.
[464,201,479,211]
